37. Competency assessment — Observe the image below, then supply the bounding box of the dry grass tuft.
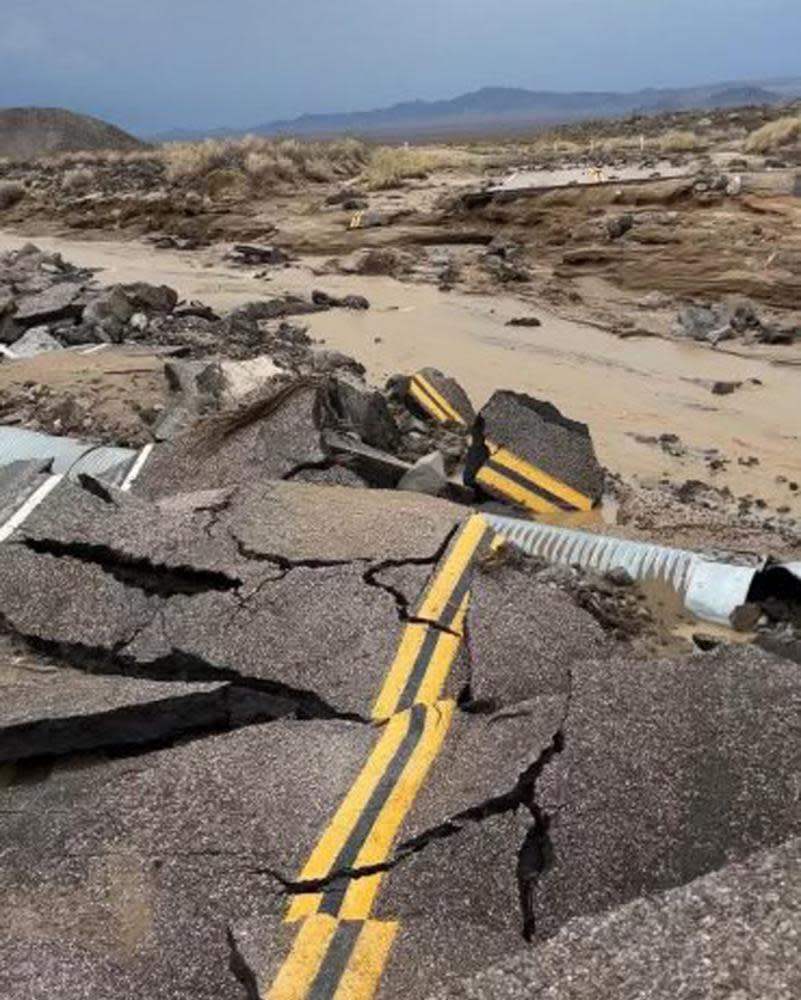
[0,180,25,210]
[657,130,705,152]
[61,166,96,192]
[744,116,801,153]
[161,135,369,192]
[364,146,478,189]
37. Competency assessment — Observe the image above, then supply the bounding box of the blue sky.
[1,0,799,135]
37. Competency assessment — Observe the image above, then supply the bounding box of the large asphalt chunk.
[466,562,606,710]
[123,564,420,717]
[230,812,531,1000]
[532,644,801,938]
[372,812,532,1000]
[135,381,328,498]
[0,641,294,763]
[21,475,243,577]
[466,390,604,511]
[0,719,375,1000]
[227,480,464,563]
[0,543,155,652]
[427,837,801,1000]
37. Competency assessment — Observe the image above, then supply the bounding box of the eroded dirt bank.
[1,229,799,510]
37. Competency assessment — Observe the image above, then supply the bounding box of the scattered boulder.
[332,376,401,452]
[398,451,448,497]
[82,285,136,342]
[7,326,63,358]
[311,289,370,310]
[505,316,542,328]
[605,213,634,240]
[227,244,290,266]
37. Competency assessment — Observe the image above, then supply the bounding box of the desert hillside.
[0,107,145,159]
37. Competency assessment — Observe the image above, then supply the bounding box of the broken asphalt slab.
[427,836,801,1000]
[406,368,476,428]
[531,644,801,939]
[229,812,531,1000]
[0,719,375,1000]
[133,381,329,498]
[0,644,296,764]
[465,561,607,710]
[0,480,469,717]
[466,391,604,514]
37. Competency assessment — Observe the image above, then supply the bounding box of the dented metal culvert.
[0,427,142,486]
[485,513,801,628]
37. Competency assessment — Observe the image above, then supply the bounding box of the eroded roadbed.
[1,466,800,999]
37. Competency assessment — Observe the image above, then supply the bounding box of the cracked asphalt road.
[1,470,800,999]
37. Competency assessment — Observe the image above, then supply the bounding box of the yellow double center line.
[476,440,594,514]
[267,514,490,1000]
[409,373,468,427]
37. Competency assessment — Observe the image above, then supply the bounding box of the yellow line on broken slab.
[413,374,467,426]
[409,378,450,423]
[476,464,559,515]
[372,515,487,720]
[487,443,594,512]
[267,914,339,1000]
[268,514,492,999]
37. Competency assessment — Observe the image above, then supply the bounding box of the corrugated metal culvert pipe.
[485,513,801,628]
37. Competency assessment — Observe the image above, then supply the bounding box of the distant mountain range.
[153,77,801,142]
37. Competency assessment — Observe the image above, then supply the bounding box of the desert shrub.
[657,130,705,152]
[744,116,801,154]
[160,135,369,189]
[0,180,25,210]
[62,166,96,192]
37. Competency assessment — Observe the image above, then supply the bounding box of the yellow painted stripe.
[476,465,558,515]
[372,515,486,720]
[413,374,466,427]
[416,515,487,622]
[409,379,450,423]
[332,920,399,1000]
[371,623,430,722]
[266,913,338,1000]
[489,444,593,512]
[285,712,411,922]
[337,700,454,918]
[414,596,468,708]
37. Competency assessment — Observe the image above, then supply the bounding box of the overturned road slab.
[465,391,604,514]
